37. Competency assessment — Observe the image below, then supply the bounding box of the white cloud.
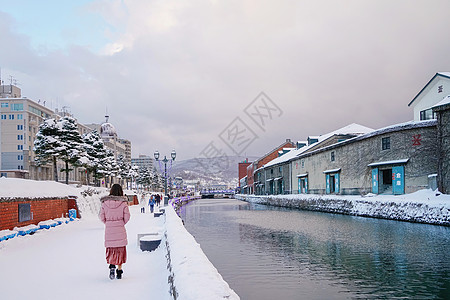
[1,0,450,160]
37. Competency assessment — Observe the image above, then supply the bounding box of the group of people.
[141,193,163,213]
[99,184,166,281]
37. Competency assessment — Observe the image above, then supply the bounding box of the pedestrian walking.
[99,184,130,280]
[149,195,155,213]
[140,193,146,213]
[156,194,161,206]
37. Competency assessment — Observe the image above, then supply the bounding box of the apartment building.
[1,84,132,184]
[131,155,154,171]
[0,85,54,179]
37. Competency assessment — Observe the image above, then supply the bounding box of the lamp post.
[154,150,176,197]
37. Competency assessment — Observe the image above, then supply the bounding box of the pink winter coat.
[99,195,131,248]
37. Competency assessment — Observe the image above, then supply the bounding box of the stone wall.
[434,102,450,194]
[236,194,450,226]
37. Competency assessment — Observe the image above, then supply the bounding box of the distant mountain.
[169,155,258,188]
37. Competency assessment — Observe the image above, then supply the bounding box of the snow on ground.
[236,189,450,226]
[0,205,171,300]
[0,178,240,300]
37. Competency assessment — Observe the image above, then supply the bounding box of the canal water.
[179,198,450,300]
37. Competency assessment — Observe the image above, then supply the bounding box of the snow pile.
[164,205,240,300]
[0,177,80,199]
[0,177,111,219]
[237,189,450,226]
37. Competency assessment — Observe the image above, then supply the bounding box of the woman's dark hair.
[109,184,124,196]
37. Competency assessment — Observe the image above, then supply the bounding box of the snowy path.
[0,206,171,300]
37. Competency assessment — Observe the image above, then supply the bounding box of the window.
[331,151,335,161]
[18,155,23,160]
[17,125,23,130]
[9,114,14,120]
[279,166,282,173]
[1,103,9,108]
[0,172,7,178]
[17,135,23,140]
[420,109,435,120]
[18,114,23,120]
[271,169,273,174]
[382,137,390,150]
[18,203,31,222]
[301,160,304,168]
[11,103,24,111]
[1,114,6,120]
[18,145,23,150]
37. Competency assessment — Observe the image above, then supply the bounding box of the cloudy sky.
[1,0,450,161]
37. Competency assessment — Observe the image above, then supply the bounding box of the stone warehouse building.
[247,72,450,196]
[290,120,437,195]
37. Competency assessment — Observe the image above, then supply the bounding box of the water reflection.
[180,199,450,299]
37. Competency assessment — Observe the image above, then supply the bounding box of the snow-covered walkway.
[0,206,171,300]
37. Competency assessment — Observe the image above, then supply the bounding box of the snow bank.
[164,205,240,300]
[0,177,80,199]
[0,178,111,219]
[236,189,450,226]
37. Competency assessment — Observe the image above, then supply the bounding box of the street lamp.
[154,149,176,198]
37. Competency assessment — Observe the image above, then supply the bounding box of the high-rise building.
[0,84,93,182]
[118,138,132,164]
[1,85,55,179]
[131,155,154,172]
[0,83,131,184]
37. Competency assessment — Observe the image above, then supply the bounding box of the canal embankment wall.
[236,189,450,226]
[164,203,240,300]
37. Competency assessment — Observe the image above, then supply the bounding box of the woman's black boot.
[109,265,116,280]
[116,269,123,279]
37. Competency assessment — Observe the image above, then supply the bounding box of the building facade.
[1,84,132,184]
[290,121,437,195]
[408,72,450,121]
[131,155,154,172]
[1,88,53,179]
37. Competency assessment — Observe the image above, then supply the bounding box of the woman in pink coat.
[99,184,131,280]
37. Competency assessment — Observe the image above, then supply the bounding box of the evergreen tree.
[81,130,107,186]
[97,148,117,187]
[137,166,152,190]
[117,154,131,188]
[128,165,139,190]
[33,118,62,182]
[57,116,84,184]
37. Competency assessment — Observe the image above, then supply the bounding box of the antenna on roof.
[105,106,109,122]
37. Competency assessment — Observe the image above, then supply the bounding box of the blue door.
[392,166,405,195]
[334,173,340,193]
[372,168,379,194]
[304,177,308,194]
[298,178,302,193]
[326,174,330,194]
